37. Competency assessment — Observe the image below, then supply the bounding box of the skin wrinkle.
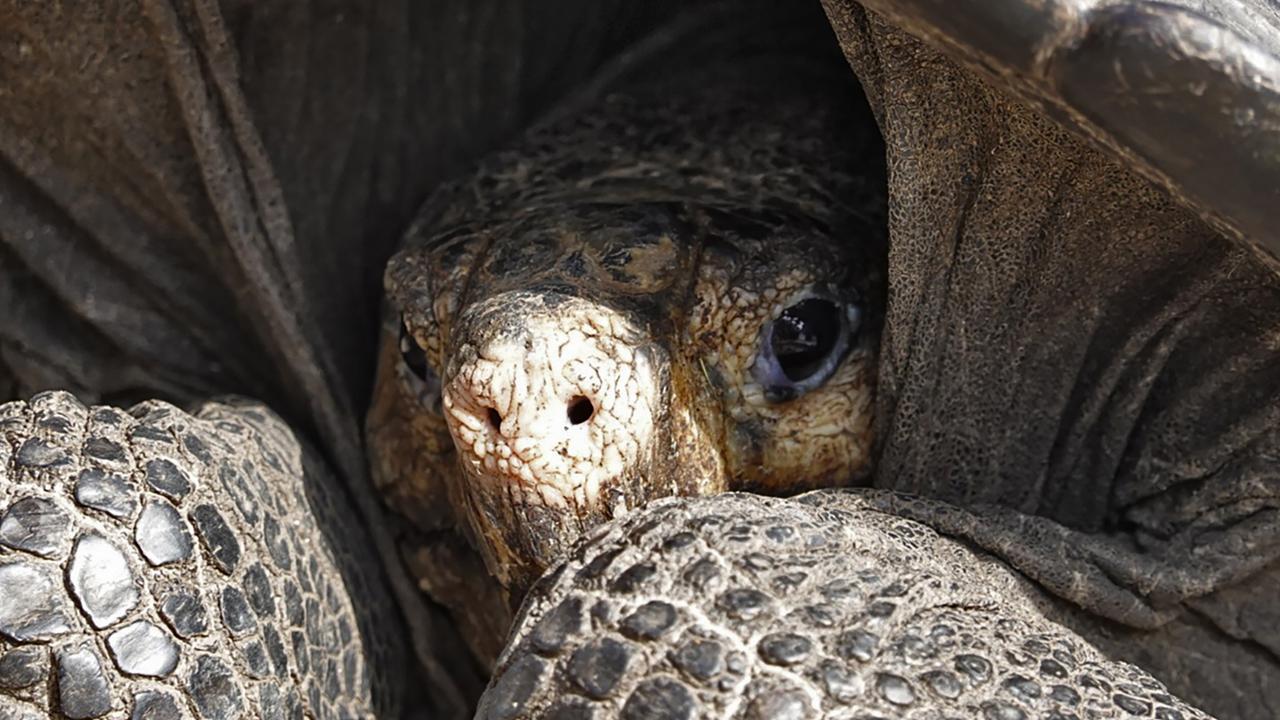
[878,119,990,498]
[0,159,228,380]
[1003,154,1082,512]
[1095,260,1242,519]
[366,9,886,661]
[1099,313,1194,525]
[836,16,1280,686]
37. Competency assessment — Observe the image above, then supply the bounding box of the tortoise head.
[367,35,886,598]
[372,194,882,593]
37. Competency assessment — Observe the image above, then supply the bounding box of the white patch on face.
[442,294,658,513]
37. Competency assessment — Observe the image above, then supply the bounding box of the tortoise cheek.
[365,327,458,534]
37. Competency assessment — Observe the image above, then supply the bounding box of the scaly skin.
[367,12,888,663]
[0,391,403,719]
[479,491,1213,720]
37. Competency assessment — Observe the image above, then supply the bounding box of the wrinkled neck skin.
[821,9,1280,717]
[369,9,886,610]
[842,8,1280,543]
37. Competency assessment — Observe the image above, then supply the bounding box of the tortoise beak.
[440,289,665,589]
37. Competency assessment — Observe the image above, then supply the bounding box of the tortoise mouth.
[437,291,669,587]
[460,477,630,593]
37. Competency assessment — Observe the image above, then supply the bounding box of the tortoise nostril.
[486,408,503,431]
[567,396,594,425]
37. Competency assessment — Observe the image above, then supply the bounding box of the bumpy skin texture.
[819,5,1280,717]
[4,3,1280,720]
[374,6,1280,716]
[480,491,1211,720]
[0,391,401,719]
[0,3,712,708]
[370,4,887,661]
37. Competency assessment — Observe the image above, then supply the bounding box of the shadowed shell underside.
[366,11,888,656]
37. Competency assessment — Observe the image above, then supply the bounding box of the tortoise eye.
[751,297,859,402]
[398,319,441,401]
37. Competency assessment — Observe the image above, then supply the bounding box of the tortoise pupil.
[399,321,431,381]
[770,298,841,382]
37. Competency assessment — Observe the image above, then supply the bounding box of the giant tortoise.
[1,1,1279,719]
